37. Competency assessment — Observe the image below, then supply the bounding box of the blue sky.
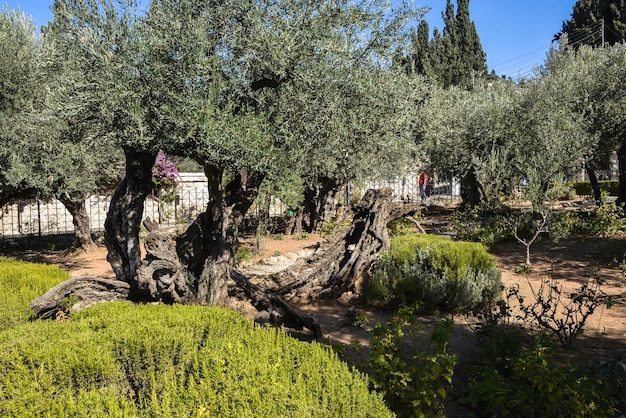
[3,0,575,80]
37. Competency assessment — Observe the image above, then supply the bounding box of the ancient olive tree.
[0,6,122,252]
[49,0,425,306]
[417,81,524,206]
[279,67,427,233]
[546,43,626,204]
[420,54,595,268]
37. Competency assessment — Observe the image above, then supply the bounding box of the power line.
[490,19,606,80]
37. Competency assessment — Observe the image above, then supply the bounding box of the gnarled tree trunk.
[104,147,157,300]
[460,168,484,207]
[585,164,602,202]
[250,188,420,304]
[285,208,304,236]
[58,192,96,253]
[176,164,264,306]
[303,174,346,233]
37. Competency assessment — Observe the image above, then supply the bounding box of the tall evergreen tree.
[408,0,486,89]
[408,20,431,76]
[557,0,625,47]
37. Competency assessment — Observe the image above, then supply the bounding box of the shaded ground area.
[494,237,626,362]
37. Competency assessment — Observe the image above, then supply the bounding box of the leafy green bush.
[318,219,337,238]
[464,288,624,416]
[573,203,624,237]
[449,206,514,249]
[368,235,502,312]
[234,244,255,265]
[551,203,624,238]
[461,332,622,417]
[387,214,420,236]
[546,182,578,201]
[0,303,393,417]
[367,305,456,417]
[0,257,70,331]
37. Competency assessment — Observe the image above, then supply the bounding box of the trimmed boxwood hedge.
[0,259,393,418]
[368,234,502,312]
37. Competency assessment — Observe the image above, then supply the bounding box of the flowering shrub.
[152,153,180,199]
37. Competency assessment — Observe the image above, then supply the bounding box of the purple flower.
[152,153,180,192]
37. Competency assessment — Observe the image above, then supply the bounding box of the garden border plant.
[344,304,456,418]
[462,280,623,417]
[367,234,502,313]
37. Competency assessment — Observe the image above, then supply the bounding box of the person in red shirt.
[418,170,429,204]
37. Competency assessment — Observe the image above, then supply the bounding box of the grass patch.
[0,257,70,331]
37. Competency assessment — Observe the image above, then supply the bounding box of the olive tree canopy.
[48,0,426,305]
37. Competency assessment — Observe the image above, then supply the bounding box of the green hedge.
[571,180,619,196]
[0,301,393,417]
[0,257,70,331]
[368,234,502,312]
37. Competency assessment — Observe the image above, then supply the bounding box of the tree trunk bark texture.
[585,165,602,202]
[104,147,156,300]
[31,276,130,319]
[285,209,304,236]
[303,175,345,233]
[460,168,484,207]
[176,165,264,306]
[250,188,420,304]
[58,193,96,253]
[135,227,197,304]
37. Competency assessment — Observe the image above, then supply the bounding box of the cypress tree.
[408,0,487,89]
[409,20,431,76]
[557,0,625,47]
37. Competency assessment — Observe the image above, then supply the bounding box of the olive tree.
[49,0,425,305]
[0,7,41,206]
[417,80,523,206]
[507,67,590,269]
[0,6,123,251]
[279,67,426,232]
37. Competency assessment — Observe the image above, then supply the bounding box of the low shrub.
[0,257,70,331]
[546,182,578,201]
[234,244,255,265]
[461,331,623,417]
[0,303,393,417]
[318,219,337,238]
[449,206,514,249]
[573,203,624,237]
[463,285,624,416]
[551,203,624,238]
[387,214,420,236]
[366,305,456,417]
[368,235,502,312]
[571,180,619,197]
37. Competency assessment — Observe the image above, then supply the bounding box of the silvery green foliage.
[48,0,427,182]
[0,7,41,201]
[0,5,123,202]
